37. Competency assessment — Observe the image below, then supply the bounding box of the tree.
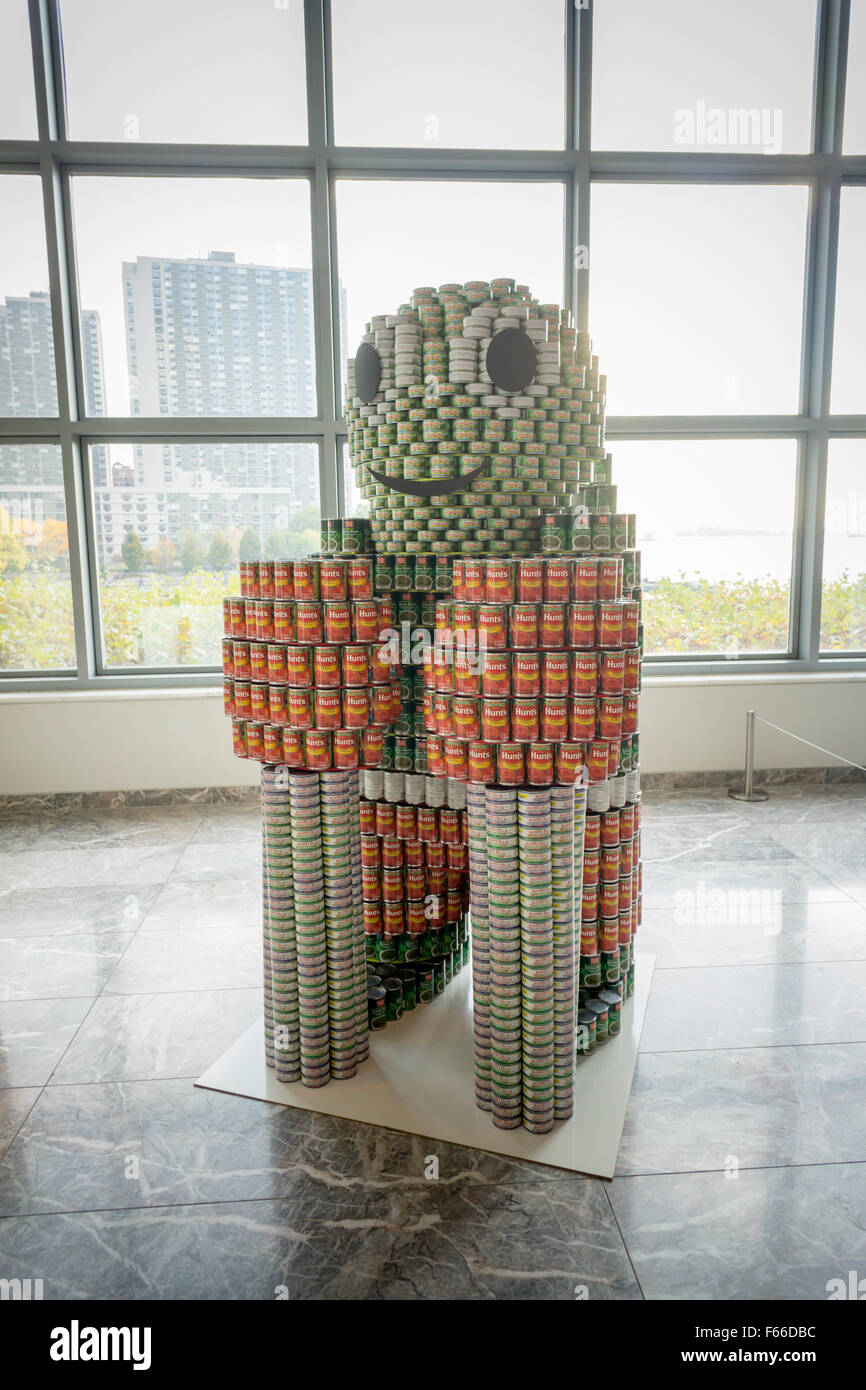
[35,519,69,566]
[180,532,205,572]
[266,529,292,560]
[121,530,146,573]
[207,532,233,571]
[150,538,176,572]
[0,531,29,575]
[238,528,261,562]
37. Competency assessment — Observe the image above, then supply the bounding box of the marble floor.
[0,784,865,1300]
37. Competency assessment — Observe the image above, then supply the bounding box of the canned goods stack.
[577,800,641,999]
[357,784,470,977]
[260,765,367,1088]
[465,782,491,1110]
[576,971,633,1057]
[366,957,453,1028]
[222,555,400,772]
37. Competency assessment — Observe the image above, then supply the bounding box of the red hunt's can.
[621,599,640,647]
[305,729,332,770]
[620,839,634,876]
[620,804,635,840]
[619,907,633,946]
[312,646,339,688]
[434,693,452,735]
[463,558,485,602]
[468,741,496,783]
[378,595,395,631]
[273,600,296,643]
[434,648,453,693]
[286,646,313,687]
[287,688,313,730]
[352,599,380,643]
[314,689,342,730]
[425,840,445,868]
[601,845,620,883]
[372,683,395,726]
[512,651,541,696]
[228,598,245,637]
[584,814,601,853]
[510,604,539,649]
[515,557,543,603]
[451,558,465,602]
[481,651,510,697]
[258,563,275,600]
[249,642,268,682]
[361,727,384,767]
[347,557,374,600]
[624,647,640,692]
[363,902,381,935]
[269,686,288,726]
[571,651,598,695]
[607,740,621,775]
[543,558,571,603]
[623,694,639,735]
[263,725,283,763]
[292,559,320,601]
[324,601,352,644]
[423,689,435,731]
[231,719,247,758]
[512,697,539,743]
[569,696,596,742]
[320,558,347,601]
[600,916,619,952]
[406,900,427,935]
[539,603,566,648]
[405,864,426,898]
[222,637,234,676]
[454,654,482,695]
[452,600,475,635]
[343,645,369,686]
[267,645,288,684]
[274,560,293,599]
[417,807,438,842]
[333,728,359,770]
[382,869,403,903]
[587,740,610,781]
[444,739,468,780]
[478,605,508,651]
[482,698,510,743]
[243,600,257,638]
[245,721,265,761]
[618,875,632,914]
[360,809,377,849]
[435,599,454,632]
[296,601,323,645]
[361,865,380,900]
[597,601,623,650]
[256,601,275,642]
[556,742,584,783]
[598,557,622,601]
[369,643,393,684]
[239,561,256,598]
[583,848,600,886]
[568,602,596,649]
[396,805,417,840]
[223,678,234,716]
[582,882,599,922]
[541,697,568,742]
[541,651,569,697]
[232,641,250,680]
[404,840,424,868]
[598,696,624,740]
[601,810,620,846]
[573,557,598,602]
[376,802,397,838]
[485,559,514,604]
[599,650,625,695]
[426,735,445,777]
[343,687,370,728]
[497,742,525,785]
[453,695,481,741]
[250,683,270,722]
[527,742,554,785]
[233,680,251,719]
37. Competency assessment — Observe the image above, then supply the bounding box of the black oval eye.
[485,326,537,393]
[354,342,382,403]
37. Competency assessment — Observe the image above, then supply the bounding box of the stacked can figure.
[550,784,577,1120]
[288,772,331,1088]
[466,782,491,1111]
[262,765,300,1083]
[485,788,522,1130]
[518,790,556,1134]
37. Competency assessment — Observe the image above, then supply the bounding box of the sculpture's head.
[344,278,607,554]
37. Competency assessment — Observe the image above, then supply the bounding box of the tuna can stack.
[260,765,368,1087]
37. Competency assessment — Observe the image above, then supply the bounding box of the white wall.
[0,675,863,795]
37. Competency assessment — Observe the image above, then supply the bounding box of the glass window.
[90,441,321,668]
[592,0,817,153]
[59,0,307,144]
[0,444,76,670]
[0,2,37,137]
[843,0,866,152]
[590,183,809,415]
[831,188,866,415]
[71,177,315,419]
[821,440,866,653]
[0,177,56,418]
[331,0,565,149]
[612,439,797,657]
[342,439,368,521]
[335,179,565,406]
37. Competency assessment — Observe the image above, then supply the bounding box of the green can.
[394,554,414,590]
[367,985,387,1031]
[586,996,609,1042]
[397,969,417,1010]
[327,518,343,554]
[541,511,569,552]
[384,977,403,1023]
[394,736,413,772]
[434,555,453,591]
[413,738,428,774]
[580,953,602,988]
[433,960,446,995]
[319,519,329,553]
[576,1007,597,1055]
[375,554,394,591]
[414,553,435,590]
[569,512,592,551]
[416,967,434,1003]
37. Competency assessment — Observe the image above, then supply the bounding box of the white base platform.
[196,954,653,1179]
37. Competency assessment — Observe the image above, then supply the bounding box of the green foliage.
[207,533,233,571]
[180,532,206,573]
[121,530,146,573]
[266,530,291,560]
[238,528,261,563]
[0,531,29,575]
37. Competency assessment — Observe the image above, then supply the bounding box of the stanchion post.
[729,710,769,802]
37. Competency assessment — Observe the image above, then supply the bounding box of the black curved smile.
[367,458,491,497]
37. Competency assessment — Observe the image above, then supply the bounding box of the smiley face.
[344,279,601,544]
